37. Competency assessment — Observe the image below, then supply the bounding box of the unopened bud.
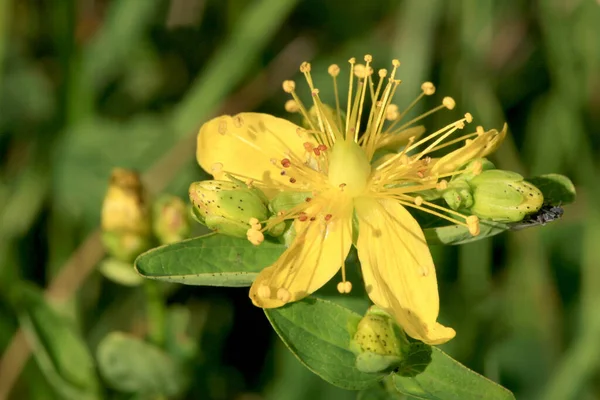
[189,180,269,238]
[468,170,544,222]
[101,168,152,262]
[152,194,191,245]
[349,307,405,373]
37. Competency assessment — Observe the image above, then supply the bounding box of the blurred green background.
[0,0,599,399]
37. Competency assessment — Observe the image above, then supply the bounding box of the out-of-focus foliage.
[0,0,598,399]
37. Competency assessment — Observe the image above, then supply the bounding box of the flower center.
[327,139,371,197]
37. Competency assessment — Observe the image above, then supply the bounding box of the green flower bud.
[152,195,191,244]
[350,307,406,373]
[442,180,474,210]
[468,170,544,222]
[101,168,152,262]
[189,180,269,238]
[102,231,152,263]
[101,168,151,235]
[268,191,312,214]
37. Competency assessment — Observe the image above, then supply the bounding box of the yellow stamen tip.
[337,281,352,294]
[392,59,401,67]
[476,126,485,135]
[436,180,448,190]
[414,196,424,206]
[328,64,340,77]
[258,285,271,298]
[465,112,473,123]
[285,99,300,113]
[354,64,366,78]
[455,120,466,129]
[348,57,356,64]
[311,89,320,96]
[466,215,480,236]
[364,54,373,62]
[443,97,456,110]
[246,229,264,246]
[249,217,259,226]
[300,61,311,73]
[282,80,296,93]
[421,81,436,95]
[277,288,291,303]
[385,104,399,121]
[378,68,388,77]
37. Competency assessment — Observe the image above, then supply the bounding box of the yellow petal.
[430,124,508,175]
[355,197,455,345]
[196,113,309,188]
[249,193,353,308]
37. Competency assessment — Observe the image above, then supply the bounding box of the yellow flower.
[195,56,506,345]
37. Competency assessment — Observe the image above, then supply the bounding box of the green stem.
[144,280,166,347]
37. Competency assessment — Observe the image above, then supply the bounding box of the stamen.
[281,158,291,168]
[285,99,300,113]
[386,104,399,121]
[324,213,332,221]
[277,288,291,303]
[282,80,296,93]
[328,64,344,131]
[471,160,483,175]
[337,281,352,294]
[421,81,436,95]
[443,97,456,110]
[466,215,480,236]
[246,228,264,245]
[436,180,448,190]
[414,196,424,206]
[345,57,356,139]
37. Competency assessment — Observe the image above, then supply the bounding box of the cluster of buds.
[101,168,191,264]
[101,168,153,263]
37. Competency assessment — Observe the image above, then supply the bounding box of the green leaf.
[96,332,188,396]
[393,347,515,400]
[265,297,385,391]
[527,174,576,205]
[134,233,285,286]
[357,381,403,400]
[14,284,100,400]
[424,220,509,246]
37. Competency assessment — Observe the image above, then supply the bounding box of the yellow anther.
[249,217,259,226]
[246,229,264,245]
[354,64,366,78]
[311,89,320,96]
[476,126,485,135]
[421,82,436,95]
[300,61,311,73]
[245,179,254,188]
[464,112,473,123]
[365,66,374,76]
[443,97,456,110]
[348,57,356,64]
[337,281,353,294]
[454,120,466,129]
[218,120,227,134]
[414,196,424,206]
[392,59,401,67]
[466,215,480,236]
[277,288,291,303]
[282,80,296,93]
[285,99,300,113]
[328,64,340,77]
[385,104,400,121]
[258,285,271,298]
[378,68,388,77]
[364,54,373,62]
[436,180,448,190]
